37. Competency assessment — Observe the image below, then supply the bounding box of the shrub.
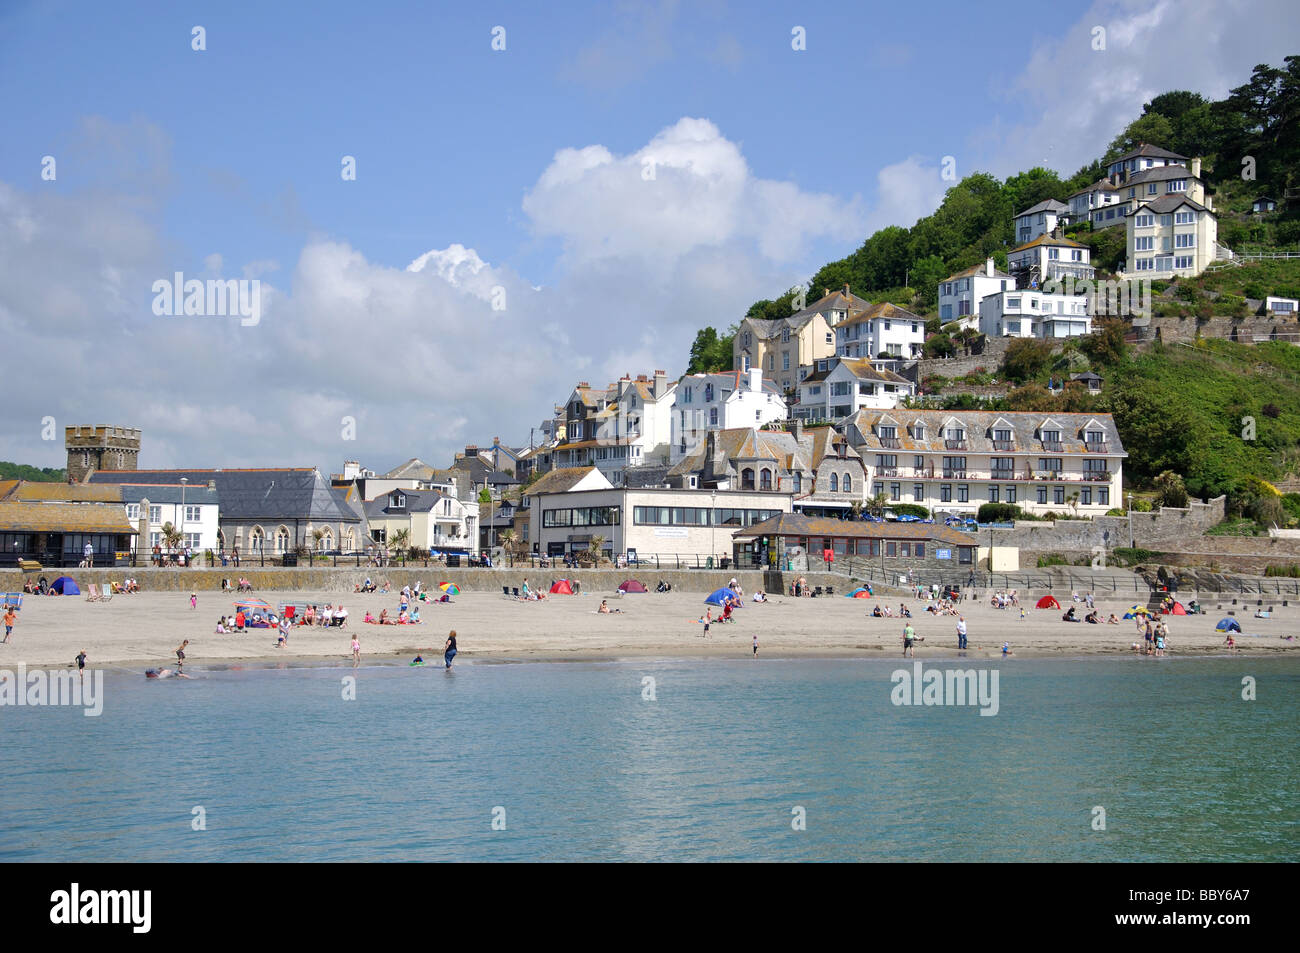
[1153,470,1189,509]
[924,333,956,358]
[1130,498,1153,512]
[977,503,1021,522]
[1036,554,1068,568]
[1105,507,1127,516]
[1112,547,1156,566]
[891,503,930,518]
[1264,564,1300,577]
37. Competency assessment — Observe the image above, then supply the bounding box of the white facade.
[1007,236,1096,284]
[794,358,915,421]
[1106,145,1186,181]
[1068,181,1122,224]
[1122,198,1218,279]
[125,497,220,553]
[671,368,787,462]
[1265,296,1298,314]
[938,259,1015,325]
[1014,200,1068,243]
[834,303,925,359]
[979,291,1091,338]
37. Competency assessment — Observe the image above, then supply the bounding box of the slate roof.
[800,358,911,385]
[1010,233,1088,253]
[116,484,220,506]
[667,428,812,483]
[383,458,438,480]
[449,456,520,486]
[942,261,1013,283]
[1111,143,1187,164]
[0,501,137,534]
[89,469,361,523]
[1125,164,1197,186]
[362,489,449,520]
[1015,199,1068,218]
[677,370,783,397]
[1129,194,1210,215]
[731,512,972,544]
[845,410,1128,456]
[1067,178,1120,198]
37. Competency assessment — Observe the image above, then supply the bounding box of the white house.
[671,368,787,462]
[833,302,925,359]
[1106,143,1187,182]
[1067,178,1123,227]
[1014,199,1068,243]
[1264,296,1297,315]
[1121,195,1218,279]
[794,358,915,421]
[938,259,1015,327]
[1007,234,1096,286]
[979,290,1091,338]
[363,487,479,554]
[551,371,676,484]
[119,483,221,554]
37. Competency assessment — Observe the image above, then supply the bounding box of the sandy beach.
[2,584,1295,670]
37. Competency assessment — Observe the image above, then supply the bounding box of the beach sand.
[2,585,1295,670]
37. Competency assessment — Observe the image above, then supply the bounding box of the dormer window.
[782,328,790,343]
[392,492,406,509]
[913,423,925,440]
[704,383,714,402]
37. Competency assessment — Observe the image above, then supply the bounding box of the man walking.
[444,630,458,670]
[2,605,15,643]
[83,540,93,568]
[903,621,917,657]
[956,615,968,650]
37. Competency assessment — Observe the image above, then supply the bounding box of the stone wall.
[989,496,1226,556]
[1134,314,1300,346]
[913,337,1019,382]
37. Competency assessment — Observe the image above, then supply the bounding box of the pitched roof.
[845,409,1127,456]
[88,469,360,523]
[1015,199,1068,218]
[1129,194,1210,215]
[833,301,924,329]
[1111,143,1187,164]
[730,512,972,544]
[1,481,122,503]
[383,458,438,480]
[801,358,911,385]
[942,261,1013,283]
[525,466,602,496]
[116,484,220,506]
[1126,164,1198,186]
[1010,233,1088,253]
[667,428,810,481]
[362,488,450,519]
[0,501,137,534]
[1067,178,1120,198]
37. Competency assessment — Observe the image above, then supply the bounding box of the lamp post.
[1127,492,1134,548]
[179,477,188,565]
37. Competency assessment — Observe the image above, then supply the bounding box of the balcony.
[944,439,968,450]
[1084,441,1109,453]
[875,467,899,477]
[942,470,967,480]
[992,440,1015,451]
[991,470,1016,481]
[879,437,901,449]
[1041,441,1064,453]
[912,468,935,479]
[1083,471,1111,482]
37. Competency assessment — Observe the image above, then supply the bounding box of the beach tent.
[846,587,873,598]
[438,582,461,595]
[1215,617,1241,632]
[1035,595,1060,610]
[51,576,80,595]
[617,579,647,593]
[549,579,575,595]
[234,597,273,615]
[2,593,21,610]
[704,587,740,607]
[1169,601,1188,615]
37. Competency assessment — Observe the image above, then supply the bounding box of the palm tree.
[865,492,888,519]
[500,529,519,567]
[585,534,606,566]
[160,521,183,552]
[390,528,411,558]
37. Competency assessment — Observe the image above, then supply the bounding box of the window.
[743,356,751,371]
[1159,214,1173,227]
[792,471,801,493]
[1175,211,1194,224]
[709,408,718,426]
[704,384,714,401]
[809,386,822,395]
[914,455,925,469]
[940,485,952,502]
[149,505,162,524]
[759,469,772,491]
[913,483,923,501]
[1081,488,1092,505]
[958,485,969,503]
[1048,247,1059,260]
[825,332,833,345]
[1135,258,1153,271]
[831,382,850,396]
[914,424,925,441]
[886,541,897,557]
[1135,214,1154,228]
[1007,297,1021,308]
[781,328,790,343]
[1168,179,1186,193]
[989,485,999,503]
[1099,488,1109,506]
[915,543,925,558]
[782,352,790,371]
[126,504,140,520]
[1006,485,1016,504]
[1135,236,1154,251]
[1175,256,1194,269]
[249,527,264,552]
[1175,233,1195,248]
[889,483,899,501]
[742,468,755,490]
[1147,183,1158,195]
[843,474,853,494]
[1036,486,1048,504]
[742,332,751,346]
[829,473,838,492]
[275,527,290,553]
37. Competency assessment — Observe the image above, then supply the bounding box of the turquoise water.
[1,657,1296,861]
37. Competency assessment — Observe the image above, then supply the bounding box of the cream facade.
[733,286,862,393]
[1122,196,1218,279]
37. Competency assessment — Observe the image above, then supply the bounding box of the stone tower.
[65,425,141,483]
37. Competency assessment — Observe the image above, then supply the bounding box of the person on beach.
[702,610,711,638]
[598,600,611,614]
[1001,642,1012,657]
[443,630,458,669]
[176,639,189,670]
[351,635,361,665]
[1223,633,1236,652]
[752,634,759,657]
[903,622,917,657]
[3,606,15,643]
[190,591,197,610]
[76,650,87,681]
[278,616,290,647]
[956,615,968,650]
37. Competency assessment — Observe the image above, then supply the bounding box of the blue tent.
[704,587,740,607]
[1215,617,1241,632]
[51,576,80,595]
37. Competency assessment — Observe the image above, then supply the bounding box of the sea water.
[1,657,1295,862]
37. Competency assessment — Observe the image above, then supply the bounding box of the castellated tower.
[65,425,141,483]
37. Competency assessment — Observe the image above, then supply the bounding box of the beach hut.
[617,579,647,593]
[51,576,81,595]
[549,579,575,595]
[1035,595,1060,610]
[704,587,740,607]
[1215,617,1241,633]
[845,587,873,598]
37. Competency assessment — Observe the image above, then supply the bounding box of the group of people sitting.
[655,581,672,593]
[110,579,140,594]
[922,600,962,617]
[364,606,421,625]
[355,578,379,593]
[989,590,1019,609]
[517,579,548,601]
[1061,605,1121,624]
[872,603,916,618]
[219,578,255,592]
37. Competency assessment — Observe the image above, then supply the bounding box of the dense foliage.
[0,461,66,482]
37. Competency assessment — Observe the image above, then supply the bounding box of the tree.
[923,333,955,358]
[1104,113,1175,164]
[864,492,888,518]
[389,528,411,554]
[1106,382,1200,482]
[1153,471,1189,509]
[160,521,183,551]
[909,255,949,308]
[1080,317,1127,367]
[686,326,736,374]
[1001,338,1054,383]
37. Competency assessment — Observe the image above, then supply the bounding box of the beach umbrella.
[1035,595,1060,610]
[234,597,273,613]
[1215,617,1241,632]
[704,587,739,607]
[51,576,80,595]
[549,579,575,595]
[845,587,873,598]
[438,582,461,595]
[617,579,647,593]
[1128,605,1151,615]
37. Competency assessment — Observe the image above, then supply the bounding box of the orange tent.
[549,579,575,595]
[1170,601,1187,615]
[1035,595,1061,609]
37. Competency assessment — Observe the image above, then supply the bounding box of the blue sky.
[2,0,1296,471]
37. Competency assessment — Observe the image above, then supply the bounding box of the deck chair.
[512,587,520,598]
[85,584,100,602]
[825,586,834,596]
[502,586,510,598]
[99,585,112,603]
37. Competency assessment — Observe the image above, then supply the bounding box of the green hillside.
[0,461,67,482]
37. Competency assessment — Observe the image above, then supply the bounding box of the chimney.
[985,257,995,277]
[843,283,850,298]
[748,366,762,393]
[654,369,668,398]
[791,419,803,441]
[1190,157,1201,179]
[618,375,631,398]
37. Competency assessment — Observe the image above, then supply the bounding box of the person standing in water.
[76,649,87,681]
[175,639,189,671]
[444,630,458,669]
[752,634,758,657]
[351,634,361,666]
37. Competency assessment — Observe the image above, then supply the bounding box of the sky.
[1,0,1296,474]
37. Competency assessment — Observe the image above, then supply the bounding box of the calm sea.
[1,657,1296,862]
